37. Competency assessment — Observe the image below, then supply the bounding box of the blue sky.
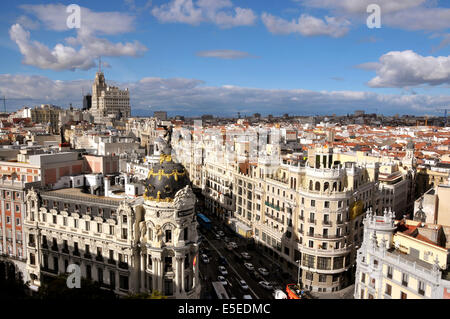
[0,0,449,117]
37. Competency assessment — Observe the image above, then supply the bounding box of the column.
[181,256,186,293]
[140,254,145,292]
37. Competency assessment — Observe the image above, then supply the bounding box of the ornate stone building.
[23,129,200,298]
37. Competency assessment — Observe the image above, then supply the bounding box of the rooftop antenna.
[98,56,102,73]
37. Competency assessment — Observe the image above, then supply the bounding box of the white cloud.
[362,50,450,88]
[298,0,426,14]
[10,4,148,71]
[297,0,450,31]
[196,49,253,59]
[10,24,147,71]
[261,13,350,38]
[152,0,256,28]
[0,73,448,116]
[20,4,136,35]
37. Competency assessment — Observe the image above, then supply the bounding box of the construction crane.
[437,108,449,127]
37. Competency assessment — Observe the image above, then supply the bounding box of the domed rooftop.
[143,126,190,202]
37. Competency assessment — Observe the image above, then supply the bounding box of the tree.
[125,290,167,299]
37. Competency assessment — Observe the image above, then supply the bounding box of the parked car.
[243,263,254,271]
[243,294,253,299]
[218,230,225,237]
[218,266,228,276]
[250,271,262,281]
[223,236,230,243]
[241,252,251,260]
[229,242,238,248]
[214,233,221,240]
[218,256,228,266]
[225,244,233,251]
[218,276,227,285]
[259,281,273,290]
[201,254,210,263]
[239,280,249,291]
[258,268,269,276]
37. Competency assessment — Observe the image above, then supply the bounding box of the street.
[198,212,298,300]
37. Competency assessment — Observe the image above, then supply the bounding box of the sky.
[0,0,449,117]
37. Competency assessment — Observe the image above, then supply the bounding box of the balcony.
[84,253,92,259]
[51,245,59,252]
[62,247,69,254]
[108,259,116,265]
[29,241,36,248]
[118,261,128,270]
[308,219,316,225]
[73,250,80,257]
[323,220,332,226]
[96,255,104,262]
[265,201,281,212]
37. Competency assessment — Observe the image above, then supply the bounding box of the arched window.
[324,182,329,191]
[315,182,321,191]
[309,180,313,190]
[333,182,337,191]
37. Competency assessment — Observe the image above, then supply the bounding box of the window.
[86,265,91,280]
[85,221,90,231]
[324,201,330,208]
[97,223,102,233]
[122,215,127,223]
[305,271,313,281]
[387,266,393,279]
[63,217,67,226]
[6,216,10,224]
[165,229,172,242]
[311,200,315,207]
[53,215,57,224]
[400,291,407,299]
[385,284,392,296]
[110,225,114,235]
[183,228,188,241]
[74,219,78,228]
[402,273,408,287]
[16,218,20,226]
[361,273,366,283]
[122,228,128,240]
[119,275,129,290]
[164,257,173,272]
[319,274,327,282]
[418,281,425,296]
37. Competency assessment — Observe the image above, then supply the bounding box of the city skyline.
[0,0,449,116]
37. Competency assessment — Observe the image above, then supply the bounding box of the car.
[218,276,227,285]
[241,252,251,260]
[243,294,253,299]
[239,280,249,291]
[218,256,228,266]
[243,263,254,271]
[214,233,221,239]
[225,244,233,251]
[201,254,209,263]
[217,231,225,237]
[223,236,230,243]
[229,242,238,248]
[218,266,228,276]
[258,268,269,276]
[259,281,273,290]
